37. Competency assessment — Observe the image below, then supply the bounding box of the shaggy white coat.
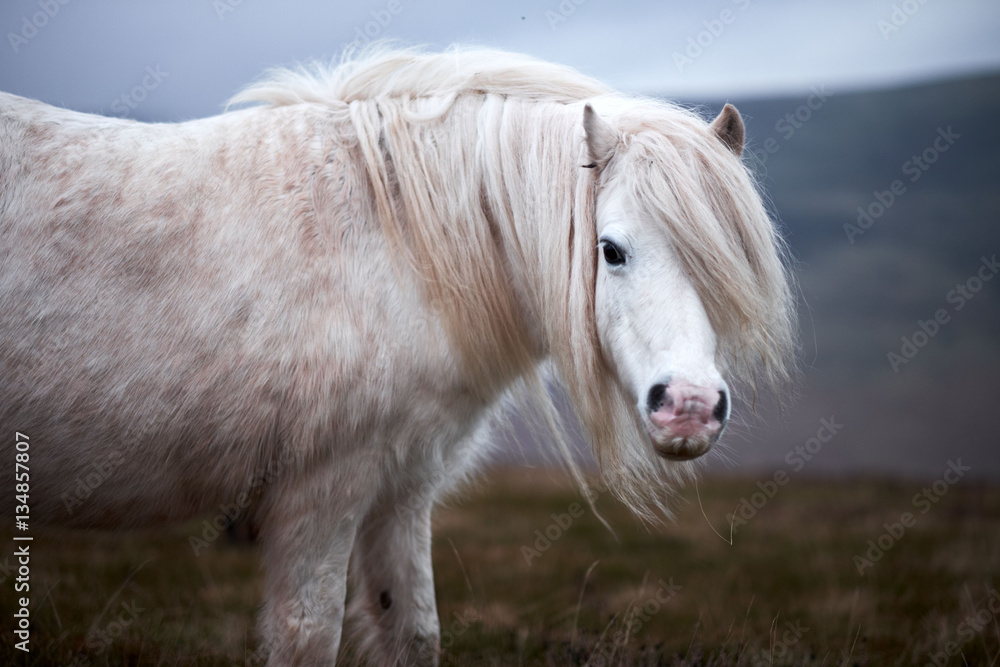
[0,46,794,665]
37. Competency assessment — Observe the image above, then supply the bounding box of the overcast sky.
[1,0,998,119]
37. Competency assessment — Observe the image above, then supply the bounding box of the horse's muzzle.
[644,381,728,460]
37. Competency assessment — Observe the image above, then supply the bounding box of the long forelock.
[613,110,797,396]
[561,104,797,521]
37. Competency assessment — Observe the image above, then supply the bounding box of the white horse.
[0,47,794,665]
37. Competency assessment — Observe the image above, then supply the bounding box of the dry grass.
[0,467,998,665]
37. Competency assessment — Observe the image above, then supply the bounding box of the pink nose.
[645,381,727,459]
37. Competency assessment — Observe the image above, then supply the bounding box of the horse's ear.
[710,103,745,156]
[583,104,617,169]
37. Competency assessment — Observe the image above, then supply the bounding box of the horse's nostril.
[712,390,728,423]
[647,383,667,413]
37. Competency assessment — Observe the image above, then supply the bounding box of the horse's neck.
[354,94,584,397]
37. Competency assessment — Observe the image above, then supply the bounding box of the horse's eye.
[601,240,626,266]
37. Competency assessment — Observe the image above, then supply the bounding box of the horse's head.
[592,181,729,461]
[582,102,776,464]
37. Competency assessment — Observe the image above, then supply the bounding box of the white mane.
[229,44,613,109]
[230,45,797,519]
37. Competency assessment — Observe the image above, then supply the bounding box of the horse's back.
[0,94,398,527]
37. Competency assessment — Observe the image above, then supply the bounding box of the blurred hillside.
[690,72,1000,479]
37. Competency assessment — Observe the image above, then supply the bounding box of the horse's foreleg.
[257,472,365,667]
[349,490,440,667]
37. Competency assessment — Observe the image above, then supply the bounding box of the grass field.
[0,466,998,665]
